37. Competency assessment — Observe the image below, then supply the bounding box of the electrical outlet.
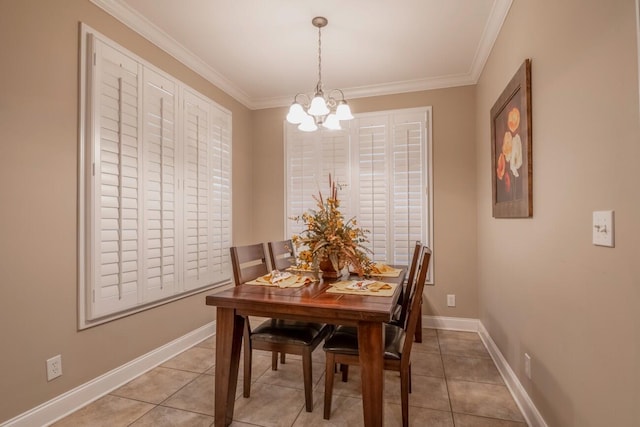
[447,294,456,307]
[524,353,531,379]
[47,355,62,381]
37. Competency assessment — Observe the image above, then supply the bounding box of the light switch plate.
[592,210,614,247]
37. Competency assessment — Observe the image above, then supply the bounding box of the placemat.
[326,280,397,297]
[246,274,316,288]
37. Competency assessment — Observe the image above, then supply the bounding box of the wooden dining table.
[205,268,406,427]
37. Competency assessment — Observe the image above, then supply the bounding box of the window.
[79,25,232,328]
[285,107,433,280]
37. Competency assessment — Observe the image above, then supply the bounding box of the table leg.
[357,321,384,427]
[215,307,244,427]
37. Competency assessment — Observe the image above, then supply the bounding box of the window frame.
[284,106,433,283]
[78,24,233,329]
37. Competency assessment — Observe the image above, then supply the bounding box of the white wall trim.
[89,0,513,110]
[4,317,547,427]
[89,0,253,108]
[478,322,548,427]
[1,322,215,427]
[423,315,480,331]
[422,315,547,427]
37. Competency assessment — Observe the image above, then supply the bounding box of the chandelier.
[286,16,354,132]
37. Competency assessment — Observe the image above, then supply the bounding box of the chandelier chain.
[317,24,322,92]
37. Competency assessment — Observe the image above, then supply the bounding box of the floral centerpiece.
[291,175,372,278]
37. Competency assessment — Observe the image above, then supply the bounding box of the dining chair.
[390,241,422,330]
[229,243,330,412]
[267,239,296,271]
[267,239,297,365]
[322,247,432,426]
[338,241,423,385]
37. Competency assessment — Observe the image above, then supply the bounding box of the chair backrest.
[267,239,296,271]
[230,243,269,285]
[401,247,432,361]
[397,241,422,329]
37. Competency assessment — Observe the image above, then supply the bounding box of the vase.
[318,257,345,279]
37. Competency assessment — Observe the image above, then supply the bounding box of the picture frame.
[490,59,532,218]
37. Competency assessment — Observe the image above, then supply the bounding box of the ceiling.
[92,0,513,110]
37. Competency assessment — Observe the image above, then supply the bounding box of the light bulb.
[298,114,318,132]
[308,95,330,116]
[323,113,341,130]
[286,102,306,124]
[335,101,354,121]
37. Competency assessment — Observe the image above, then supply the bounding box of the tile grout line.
[436,329,458,426]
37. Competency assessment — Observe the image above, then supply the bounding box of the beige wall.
[476,0,640,426]
[251,87,479,318]
[0,0,253,421]
[3,0,639,424]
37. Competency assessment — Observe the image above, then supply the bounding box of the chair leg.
[414,306,423,342]
[400,367,409,427]
[243,325,252,398]
[302,349,313,412]
[324,352,336,419]
[271,351,278,371]
[408,363,412,394]
[280,352,286,364]
[341,364,349,382]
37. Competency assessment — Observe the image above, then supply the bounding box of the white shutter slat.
[209,105,232,284]
[143,67,178,300]
[183,90,216,290]
[357,118,388,262]
[83,30,233,324]
[285,108,430,272]
[90,40,141,319]
[391,120,424,265]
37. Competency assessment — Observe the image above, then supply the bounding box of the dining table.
[205,267,407,427]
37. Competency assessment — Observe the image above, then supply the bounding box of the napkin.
[248,271,315,288]
[369,263,402,277]
[327,280,396,296]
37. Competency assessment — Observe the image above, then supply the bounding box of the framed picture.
[490,59,532,218]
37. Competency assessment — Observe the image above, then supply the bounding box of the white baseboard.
[423,314,480,331]
[1,321,215,427]
[421,315,546,427]
[4,317,547,427]
[477,322,548,427]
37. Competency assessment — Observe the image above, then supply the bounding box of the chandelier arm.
[293,93,311,107]
[327,88,346,101]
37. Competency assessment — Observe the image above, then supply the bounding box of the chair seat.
[251,319,329,345]
[323,324,406,360]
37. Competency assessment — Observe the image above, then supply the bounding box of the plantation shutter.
[142,68,178,301]
[285,125,350,238]
[81,27,234,327]
[284,108,431,275]
[286,127,317,238]
[182,89,212,290]
[320,129,352,215]
[209,105,233,284]
[354,116,389,262]
[390,112,426,266]
[89,38,142,319]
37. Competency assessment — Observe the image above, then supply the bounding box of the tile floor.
[52,326,527,427]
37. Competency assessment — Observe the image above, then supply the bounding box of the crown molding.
[470,0,514,81]
[91,0,512,111]
[90,0,253,109]
[252,73,477,110]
